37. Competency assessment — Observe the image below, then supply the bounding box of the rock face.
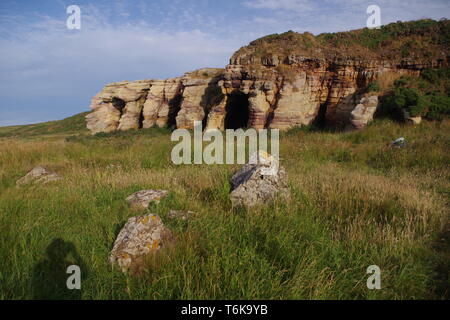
[109,214,173,274]
[230,151,290,207]
[87,21,448,134]
[16,167,61,186]
[126,190,169,209]
[86,68,223,134]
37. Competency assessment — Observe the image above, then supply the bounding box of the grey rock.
[16,166,61,186]
[230,151,290,207]
[392,137,407,148]
[109,214,173,274]
[125,190,169,209]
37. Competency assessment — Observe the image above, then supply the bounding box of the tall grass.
[0,119,448,299]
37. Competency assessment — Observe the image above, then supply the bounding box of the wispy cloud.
[0,0,449,126]
[243,0,315,12]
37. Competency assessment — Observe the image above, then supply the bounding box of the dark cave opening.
[224,93,250,129]
[111,97,126,111]
[314,101,329,128]
[167,94,183,128]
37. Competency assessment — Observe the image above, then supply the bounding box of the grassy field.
[0,115,449,299]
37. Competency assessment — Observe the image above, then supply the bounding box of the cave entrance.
[111,97,126,111]
[224,93,250,129]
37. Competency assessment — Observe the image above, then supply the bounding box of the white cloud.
[244,0,315,12]
[0,9,246,124]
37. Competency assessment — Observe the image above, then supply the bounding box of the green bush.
[426,93,450,120]
[380,69,450,120]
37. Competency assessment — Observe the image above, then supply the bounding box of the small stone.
[125,190,169,209]
[16,166,61,186]
[109,214,173,274]
[392,137,407,148]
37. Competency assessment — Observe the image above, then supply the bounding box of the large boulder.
[230,151,290,207]
[125,190,169,209]
[16,166,61,186]
[109,214,173,274]
[350,95,379,130]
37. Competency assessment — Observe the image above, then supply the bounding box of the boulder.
[350,95,379,130]
[230,151,290,207]
[109,214,173,274]
[16,167,61,186]
[125,190,169,209]
[403,110,422,125]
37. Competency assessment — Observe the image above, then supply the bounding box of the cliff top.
[232,19,450,64]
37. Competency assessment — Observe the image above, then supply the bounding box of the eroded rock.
[349,95,379,130]
[87,25,447,134]
[16,167,61,186]
[126,190,169,209]
[109,214,173,274]
[230,151,290,207]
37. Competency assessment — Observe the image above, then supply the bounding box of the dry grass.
[0,119,448,299]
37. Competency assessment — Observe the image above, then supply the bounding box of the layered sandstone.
[86,20,449,134]
[86,68,223,134]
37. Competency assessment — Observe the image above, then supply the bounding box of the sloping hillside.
[0,112,90,138]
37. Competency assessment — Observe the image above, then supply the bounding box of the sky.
[0,0,449,126]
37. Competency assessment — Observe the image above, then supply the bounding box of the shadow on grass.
[32,238,88,300]
[432,224,450,299]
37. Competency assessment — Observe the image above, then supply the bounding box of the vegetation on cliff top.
[235,19,450,61]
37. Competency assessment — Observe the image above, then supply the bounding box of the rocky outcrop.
[87,21,449,134]
[86,68,223,134]
[16,167,61,186]
[230,151,290,207]
[328,93,379,130]
[87,59,443,134]
[109,214,173,274]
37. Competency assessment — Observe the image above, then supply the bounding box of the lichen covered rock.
[109,214,173,274]
[230,151,290,207]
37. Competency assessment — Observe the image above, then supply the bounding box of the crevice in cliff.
[167,92,183,128]
[224,92,250,129]
[314,75,334,128]
[265,79,283,128]
[314,101,329,128]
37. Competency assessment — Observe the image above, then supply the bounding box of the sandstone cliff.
[86,19,449,134]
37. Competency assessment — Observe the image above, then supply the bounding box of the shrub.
[380,69,450,120]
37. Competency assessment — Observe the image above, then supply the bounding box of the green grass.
[0,118,449,299]
[0,112,90,139]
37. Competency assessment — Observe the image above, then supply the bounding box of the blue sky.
[0,0,449,126]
